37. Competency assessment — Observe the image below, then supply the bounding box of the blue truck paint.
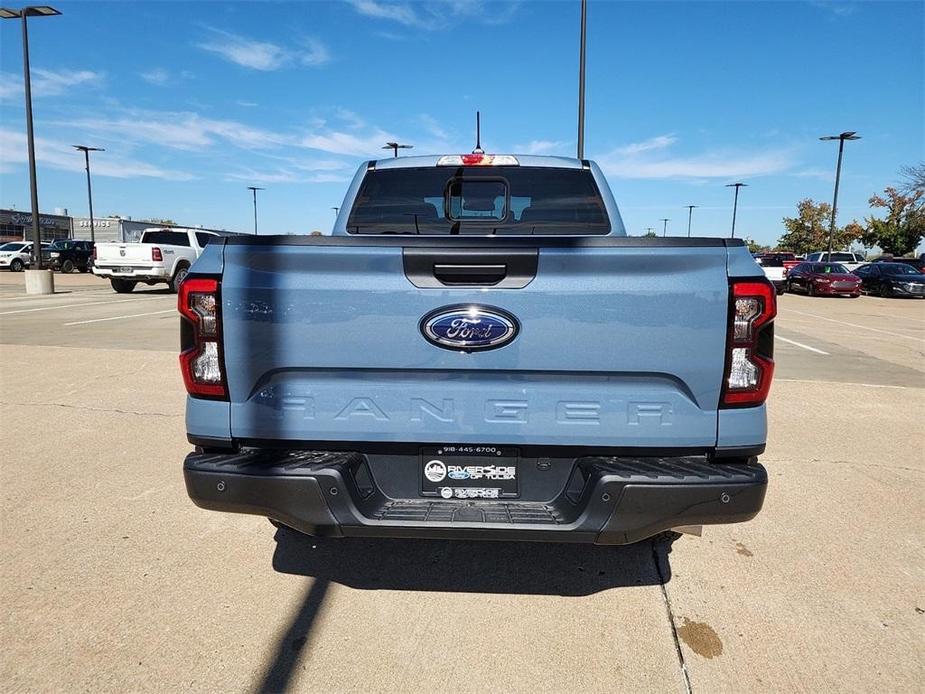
[183,155,772,544]
[219,244,729,447]
[185,395,231,442]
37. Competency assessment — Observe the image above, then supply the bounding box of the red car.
[785,262,861,297]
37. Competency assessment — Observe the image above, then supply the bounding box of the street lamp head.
[27,5,60,15]
[247,186,265,192]
[73,144,104,152]
[0,6,61,17]
[820,131,861,141]
[726,182,748,188]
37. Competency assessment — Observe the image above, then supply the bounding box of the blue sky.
[1,0,922,245]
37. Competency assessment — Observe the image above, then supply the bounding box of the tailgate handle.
[433,263,507,286]
[403,248,537,289]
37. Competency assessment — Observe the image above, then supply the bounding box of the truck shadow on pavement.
[270,528,678,596]
[256,531,679,692]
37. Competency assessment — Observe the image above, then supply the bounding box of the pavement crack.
[0,400,181,418]
[652,538,693,694]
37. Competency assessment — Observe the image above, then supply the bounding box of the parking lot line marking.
[0,298,152,316]
[776,378,917,390]
[776,335,830,355]
[64,309,175,326]
[786,309,924,342]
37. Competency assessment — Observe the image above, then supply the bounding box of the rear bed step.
[184,449,767,544]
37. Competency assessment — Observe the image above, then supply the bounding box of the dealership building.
[1,208,232,244]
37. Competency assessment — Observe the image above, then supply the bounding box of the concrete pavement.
[0,271,922,693]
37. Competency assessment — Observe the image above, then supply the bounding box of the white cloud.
[197,29,331,70]
[65,111,289,151]
[348,0,425,27]
[418,114,450,141]
[300,129,398,157]
[0,128,193,181]
[613,134,677,156]
[0,68,103,100]
[348,0,520,30]
[301,38,332,67]
[514,139,570,155]
[140,68,169,86]
[597,135,794,180]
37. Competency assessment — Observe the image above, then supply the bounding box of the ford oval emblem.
[421,305,519,351]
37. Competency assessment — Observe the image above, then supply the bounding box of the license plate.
[421,445,518,498]
[117,266,134,273]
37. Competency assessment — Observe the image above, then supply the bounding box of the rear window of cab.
[346,166,610,235]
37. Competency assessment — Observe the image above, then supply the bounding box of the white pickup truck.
[805,251,866,273]
[93,228,218,293]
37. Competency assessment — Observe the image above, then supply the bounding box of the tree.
[859,187,925,256]
[642,230,657,238]
[777,198,861,255]
[899,163,925,195]
[744,237,769,254]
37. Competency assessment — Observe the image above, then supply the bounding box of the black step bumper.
[183,450,767,545]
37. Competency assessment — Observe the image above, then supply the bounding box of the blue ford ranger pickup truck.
[181,154,775,544]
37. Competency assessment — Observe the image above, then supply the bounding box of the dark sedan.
[785,262,862,297]
[872,256,925,273]
[853,263,925,298]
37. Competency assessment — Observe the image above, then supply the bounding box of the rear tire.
[808,283,816,297]
[879,284,892,298]
[169,264,190,293]
[110,278,137,294]
[10,258,24,272]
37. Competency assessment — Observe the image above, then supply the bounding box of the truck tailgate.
[220,239,732,449]
[95,243,153,265]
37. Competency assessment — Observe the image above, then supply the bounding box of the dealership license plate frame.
[421,445,519,499]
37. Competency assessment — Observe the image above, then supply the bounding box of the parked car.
[756,254,787,294]
[42,239,94,273]
[872,256,925,273]
[0,241,50,272]
[0,241,32,272]
[92,228,218,293]
[853,263,925,298]
[804,251,866,272]
[786,262,861,297]
[181,153,775,546]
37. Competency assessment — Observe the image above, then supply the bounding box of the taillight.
[721,280,776,407]
[91,246,97,261]
[152,247,163,262]
[178,278,227,399]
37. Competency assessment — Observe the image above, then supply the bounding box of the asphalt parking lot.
[1,271,923,693]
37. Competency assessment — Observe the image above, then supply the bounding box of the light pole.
[247,186,264,235]
[660,218,670,237]
[73,145,103,243]
[577,0,587,159]
[820,131,860,257]
[0,5,61,272]
[726,182,748,238]
[685,205,698,238]
[382,142,412,158]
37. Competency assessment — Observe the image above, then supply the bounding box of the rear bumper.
[92,265,169,281]
[184,450,767,544]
